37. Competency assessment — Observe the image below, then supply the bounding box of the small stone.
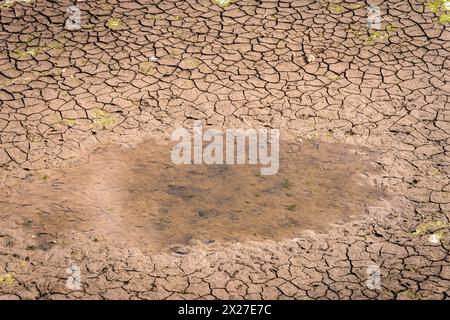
[428,233,441,244]
[170,246,190,256]
[306,54,316,63]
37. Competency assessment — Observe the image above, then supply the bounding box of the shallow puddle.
[2,139,386,254]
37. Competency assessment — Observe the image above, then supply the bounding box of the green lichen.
[327,74,340,81]
[0,273,15,285]
[0,0,34,10]
[348,27,362,36]
[428,0,445,13]
[0,0,11,9]
[427,0,450,23]
[27,48,39,55]
[94,109,114,128]
[328,3,345,14]
[324,130,334,139]
[400,288,422,300]
[413,220,449,236]
[211,0,236,8]
[345,3,364,10]
[10,47,40,59]
[148,15,161,20]
[363,31,385,45]
[386,23,397,33]
[106,18,124,30]
[285,204,297,211]
[46,40,64,49]
[438,13,450,22]
[405,266,417,273]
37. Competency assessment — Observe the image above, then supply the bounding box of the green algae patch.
[346,3,364,10]
[427,0,450,23]
[106,18,125,30]
[0,0,34,10]
[350,22,397,45]
[10,48,41,59]
[328,3,345,14]
[146,14,162,20]
[438,14,450,22]
[386,23,397,33]
[428,0,446,13]
[348,27,363,37]
[399,288,423,300]
[413,220,449,236]
[285,204,297,211]
[0,273,15,286]
[46,40,64,49]
[94,109,115,128]
[211,0,236,8]
[363,31,385,45]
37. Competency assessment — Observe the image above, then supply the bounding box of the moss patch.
[363,31,385,45]
[1,0,34,10]
[386,23,397,33]
[10,47,41,59]
[211,0,236,8]
[413,220,449,236]
[428,0,445,13]
[106,18,124,30]
[427,0,450,23]
[94,109,114,128]
[438,13,450,22]
[328,3,345,14]
[46,40,64,49]
[285,204,297,211]
[399,288,423,300]
[0,273,15,286]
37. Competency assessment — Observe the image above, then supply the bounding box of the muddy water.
[2,140,386,254]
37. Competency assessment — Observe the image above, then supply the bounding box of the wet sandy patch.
[1,139,387,254]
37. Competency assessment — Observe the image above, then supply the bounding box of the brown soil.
[2,139,386,254]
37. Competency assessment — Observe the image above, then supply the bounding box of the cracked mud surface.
[0,0,449,300]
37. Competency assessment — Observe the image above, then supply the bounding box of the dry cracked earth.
[0,0,450,300]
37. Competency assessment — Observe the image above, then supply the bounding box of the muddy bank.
[1,139,387,254]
